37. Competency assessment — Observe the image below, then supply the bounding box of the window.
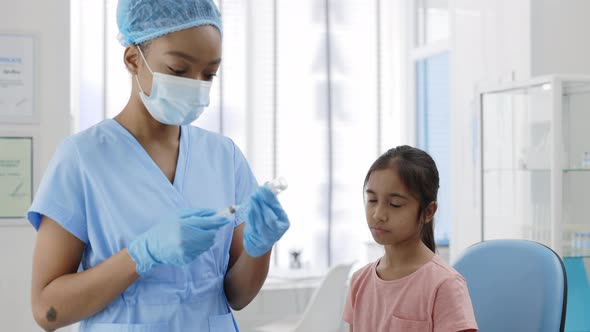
[410,0,452,248]
[415,0,450,47]
[416,52,451,243]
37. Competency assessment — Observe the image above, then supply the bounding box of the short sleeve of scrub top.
[28,137,89,244]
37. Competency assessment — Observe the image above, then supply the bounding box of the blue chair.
[453,240,567,332]
[563,256,590,332]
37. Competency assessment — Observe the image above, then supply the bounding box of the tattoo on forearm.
[46,307,57,322]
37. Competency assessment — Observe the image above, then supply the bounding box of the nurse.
[28,0,289,331]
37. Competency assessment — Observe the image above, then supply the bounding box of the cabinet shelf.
[483,168,550,173]
[564,168,590,173]
[483,168,590,173]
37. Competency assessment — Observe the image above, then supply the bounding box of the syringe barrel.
[215,177,288,217]
[214,205,238,217]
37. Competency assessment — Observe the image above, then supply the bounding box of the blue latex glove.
[243,186,290,257]
[128,208,230,276]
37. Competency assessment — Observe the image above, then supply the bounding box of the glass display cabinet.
[479,75,590,256]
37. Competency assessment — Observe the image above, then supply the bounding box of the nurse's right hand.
[127,208,230,277]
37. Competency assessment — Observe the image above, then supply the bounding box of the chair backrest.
[453,240,567,332]
[563,256,590,331]
[294,263,354,332]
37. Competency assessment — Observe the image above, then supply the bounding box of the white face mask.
[136,47,212,126]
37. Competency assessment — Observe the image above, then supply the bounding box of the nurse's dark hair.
[363,145,439,253]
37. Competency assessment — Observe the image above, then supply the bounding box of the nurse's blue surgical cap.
[117,0,222,46]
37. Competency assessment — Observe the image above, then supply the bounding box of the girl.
[343,145,478,331]
[28,1,289,331]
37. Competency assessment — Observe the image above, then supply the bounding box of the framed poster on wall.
[0,136,33,221]
[0,33,36,123]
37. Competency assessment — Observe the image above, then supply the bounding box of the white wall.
[531,0,590,76]
[449,0,531,260]
[0,0,71,331]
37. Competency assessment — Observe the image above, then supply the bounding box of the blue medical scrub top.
[28,119,259,332]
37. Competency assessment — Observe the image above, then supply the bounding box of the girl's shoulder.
[425,255,468,285]
[430,255,464,276]
[348,260,379,288]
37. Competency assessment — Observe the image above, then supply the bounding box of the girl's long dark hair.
[363,145,439,252]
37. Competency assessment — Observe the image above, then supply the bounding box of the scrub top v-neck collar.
[106,118,189,196]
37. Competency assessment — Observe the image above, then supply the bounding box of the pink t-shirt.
[343,255,478,332]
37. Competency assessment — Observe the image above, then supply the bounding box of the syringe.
[215,177,288,217]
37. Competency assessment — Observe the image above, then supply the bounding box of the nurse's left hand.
[243,186,290,257]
